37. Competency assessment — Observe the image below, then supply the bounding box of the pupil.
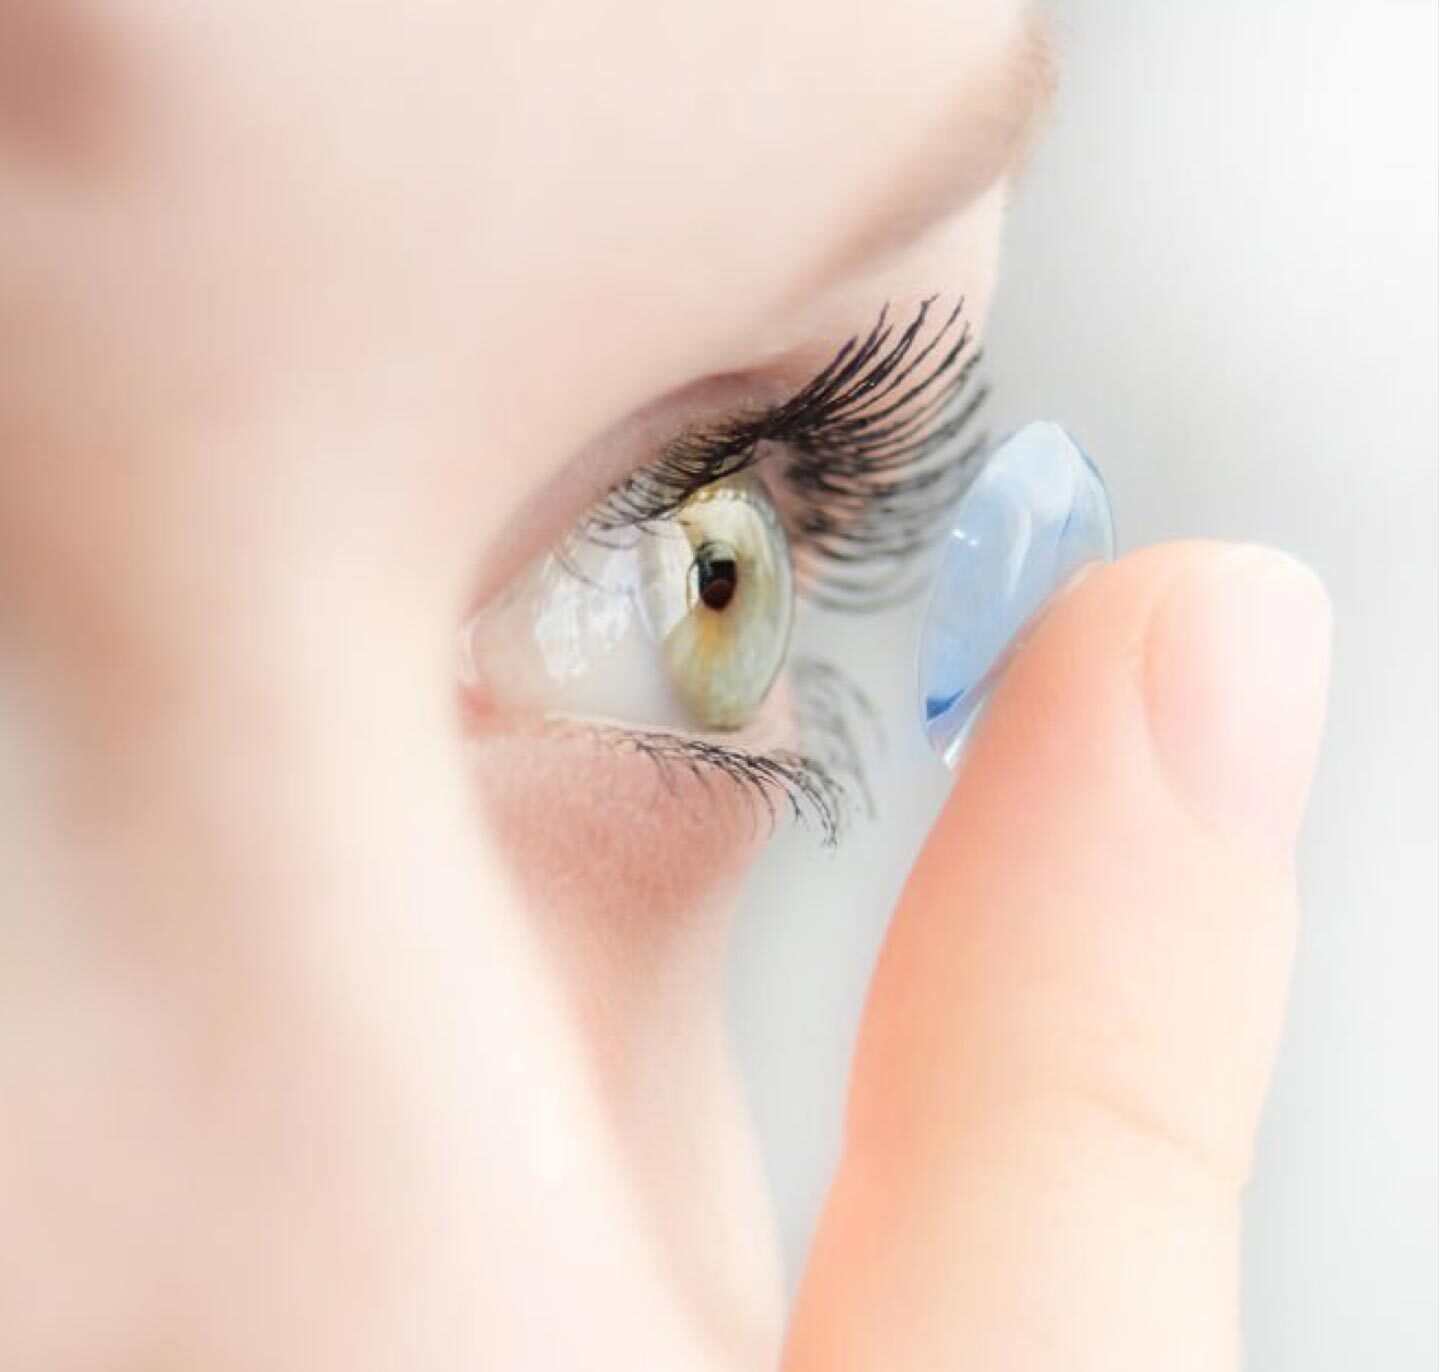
[695,544,739,612]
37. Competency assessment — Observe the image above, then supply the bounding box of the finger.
[785,541,1331,1372]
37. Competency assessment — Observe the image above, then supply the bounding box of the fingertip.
[947,538,1330,875]
[1145,545,1331,860]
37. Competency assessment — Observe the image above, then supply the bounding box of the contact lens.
[918,421,1115,768]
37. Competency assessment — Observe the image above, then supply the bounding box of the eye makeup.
[466,297,986,847]
[587,297,987,609]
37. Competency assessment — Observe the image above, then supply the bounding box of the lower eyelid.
[466,722,775,926]
[462,655,867,854]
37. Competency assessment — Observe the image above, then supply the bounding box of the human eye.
[461,297,985,847]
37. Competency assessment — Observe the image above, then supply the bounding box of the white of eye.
[463,475,794,734]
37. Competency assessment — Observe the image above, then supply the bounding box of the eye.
[463,298,985,846]
[639,478,793,730]
[463,473,794,735]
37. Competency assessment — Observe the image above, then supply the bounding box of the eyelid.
[467,659,876,850]
[588,297,987,610]
[467,371,788,610]
[470,293,982,634]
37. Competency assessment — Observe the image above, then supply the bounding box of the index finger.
[785,541,1331,1371]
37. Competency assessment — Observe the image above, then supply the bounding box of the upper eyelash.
[587,296,988,610]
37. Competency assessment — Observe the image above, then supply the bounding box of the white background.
[729,1,1439,1367]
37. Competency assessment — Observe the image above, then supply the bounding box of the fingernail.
[919,422,1114,768]
[1146,546,1332,857]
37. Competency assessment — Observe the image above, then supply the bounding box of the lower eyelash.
[542,657,880,849]
[597,727,849,847]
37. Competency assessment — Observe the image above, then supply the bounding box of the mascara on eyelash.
[917,421,1116,769]
[590,297,989,610]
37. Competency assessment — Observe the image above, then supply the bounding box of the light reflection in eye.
[463,475,794,734]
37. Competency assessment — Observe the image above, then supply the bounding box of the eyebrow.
[799,9,1057,299]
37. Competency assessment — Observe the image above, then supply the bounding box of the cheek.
[470,730,787,1361]
[468,729,765,958]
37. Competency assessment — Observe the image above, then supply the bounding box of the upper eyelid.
[464,371,770,607]
[469,299,980,613]
[582,297,987,609]
[588,297,957,522]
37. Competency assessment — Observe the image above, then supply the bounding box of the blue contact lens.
[919,421,1115,768]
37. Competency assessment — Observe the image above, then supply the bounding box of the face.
[0,0,1047,1363]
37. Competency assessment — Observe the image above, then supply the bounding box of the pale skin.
[0,0,1330,1368]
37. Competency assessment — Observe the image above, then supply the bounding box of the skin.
[0,1,1330,1368]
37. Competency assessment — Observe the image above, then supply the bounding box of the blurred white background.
[729,1,1439,1367]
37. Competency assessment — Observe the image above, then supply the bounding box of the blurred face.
[0,0,1046,1363]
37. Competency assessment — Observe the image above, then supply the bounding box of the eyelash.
[590,296,987,609]
[584,297,986,845]
[545,659,880,847]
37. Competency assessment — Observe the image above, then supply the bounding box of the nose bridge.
[0,501,461,960]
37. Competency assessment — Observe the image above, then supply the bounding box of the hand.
[0,3,1330,1363]
[787,539,1330,1370]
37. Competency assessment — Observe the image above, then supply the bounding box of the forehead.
[0,0,1038,581]
[480,0,1036,359]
